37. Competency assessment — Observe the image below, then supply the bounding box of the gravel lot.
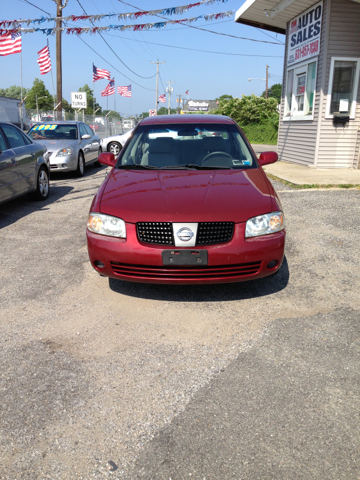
[0,166,359,479]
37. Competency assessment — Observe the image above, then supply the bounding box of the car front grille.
[137,222,174,245]
[136,222,234,246]
[110,261,261,280]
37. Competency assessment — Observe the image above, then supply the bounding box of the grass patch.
[266,173,360,190]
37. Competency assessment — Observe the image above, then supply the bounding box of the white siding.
[316,0,360,168]
[278,1,328,167]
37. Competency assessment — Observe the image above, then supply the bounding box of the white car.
[100,129,133,156]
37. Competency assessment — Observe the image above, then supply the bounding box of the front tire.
[108,141,121,156]
[32,166,50,201]
[75,152,85,177]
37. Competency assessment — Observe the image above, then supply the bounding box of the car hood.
[32,138,79,151]
[99,168,273,223]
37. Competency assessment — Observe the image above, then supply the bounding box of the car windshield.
[117,123,255,169]
[28,124,78,140]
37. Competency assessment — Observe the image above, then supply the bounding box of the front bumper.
[49,153,77,172]
[87,223,285,285]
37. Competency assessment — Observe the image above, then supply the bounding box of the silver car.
[28,121,101,177]
[0,122,50,206]
[100,129,133,156]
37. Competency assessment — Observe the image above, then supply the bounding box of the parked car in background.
[100,129,133,156]
[28,121,101,177]
[0,121,50,205]
[87,114,285,285]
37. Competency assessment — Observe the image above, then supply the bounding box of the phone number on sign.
[295,40,319,60]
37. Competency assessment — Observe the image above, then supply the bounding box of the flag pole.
[20,33,23,129]
[92,63,95,126]
[49,40,56,115]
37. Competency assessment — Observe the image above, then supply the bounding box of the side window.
[20,131,32,145]
[79,123,87,138]
[284,61,317,119]
[0,129,8,152]
[1,124,27,149]
[85,124,94,136]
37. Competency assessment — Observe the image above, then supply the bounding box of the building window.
[284,60,317,120]
[326,57,360,118]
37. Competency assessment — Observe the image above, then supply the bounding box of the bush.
[213,94,278,125]
[211,94,279,144]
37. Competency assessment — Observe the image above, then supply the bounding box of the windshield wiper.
[117,164,157,169]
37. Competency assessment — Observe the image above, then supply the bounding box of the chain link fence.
[26,109,124,137]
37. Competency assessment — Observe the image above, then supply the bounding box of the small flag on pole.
[117,85,132,97]
[37,45,51,75]
[0,31,21,56]
[101,79,115,97]
[185,90,189,95]
[93,64,111,82]
[158,94,166,103]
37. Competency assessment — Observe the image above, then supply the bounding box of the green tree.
[78,84,101,115]
[102,110,120,120]
[261,83,282,103]
[157,107,177,115]
[61,98,71,112]
[213,94,278,125]
[25,78,53,110]
[0,85,28,100]
[216,94,233,102]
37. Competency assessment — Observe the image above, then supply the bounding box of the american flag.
[158,94,166,103]
[101,79,115,97]
[0,31,21,56]
[117,85,132,97]
[93,64,111,82]
[185,90,189,95]
[37,45,51,75]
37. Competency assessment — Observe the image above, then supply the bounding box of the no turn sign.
[149,110,156,116]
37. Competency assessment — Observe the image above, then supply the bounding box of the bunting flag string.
[0,11,234,36]
[0,0,228,29]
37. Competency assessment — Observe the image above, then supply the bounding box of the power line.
[103,32,284,58]
[118,0,285,46]
[75,34,155,91]
[76,0,156,80]
[19,0,51,16]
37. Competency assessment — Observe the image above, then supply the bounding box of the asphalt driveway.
[0,168,359,479]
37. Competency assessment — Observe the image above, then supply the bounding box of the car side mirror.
[81,134,91,140]
[258,151,278,166]
[98,152,116,167]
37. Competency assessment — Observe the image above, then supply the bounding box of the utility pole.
[176,94,182,114]
[56,0,63,120]
[166,81,175,115]
[266,65,269,99]
[150,60,165,114]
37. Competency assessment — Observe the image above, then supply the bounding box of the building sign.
[71,92,87,109]
[187,101,209,112]
[287,1,322,66]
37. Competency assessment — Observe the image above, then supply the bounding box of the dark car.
[87,115,285,285]
[0,122,50,206]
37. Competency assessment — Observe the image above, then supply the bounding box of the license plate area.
[162,249,208,266]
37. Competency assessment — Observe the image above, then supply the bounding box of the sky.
[0,0,285,116]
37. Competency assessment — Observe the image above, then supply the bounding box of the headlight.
[245,211,284,238]
[87,212,126,238]
[56,148,73,156]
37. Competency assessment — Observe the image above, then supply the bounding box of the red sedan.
[87,115,285,284]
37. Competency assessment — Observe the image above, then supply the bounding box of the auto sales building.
[235,0,360,169]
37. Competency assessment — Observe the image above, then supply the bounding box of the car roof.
[140,114,235,126]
